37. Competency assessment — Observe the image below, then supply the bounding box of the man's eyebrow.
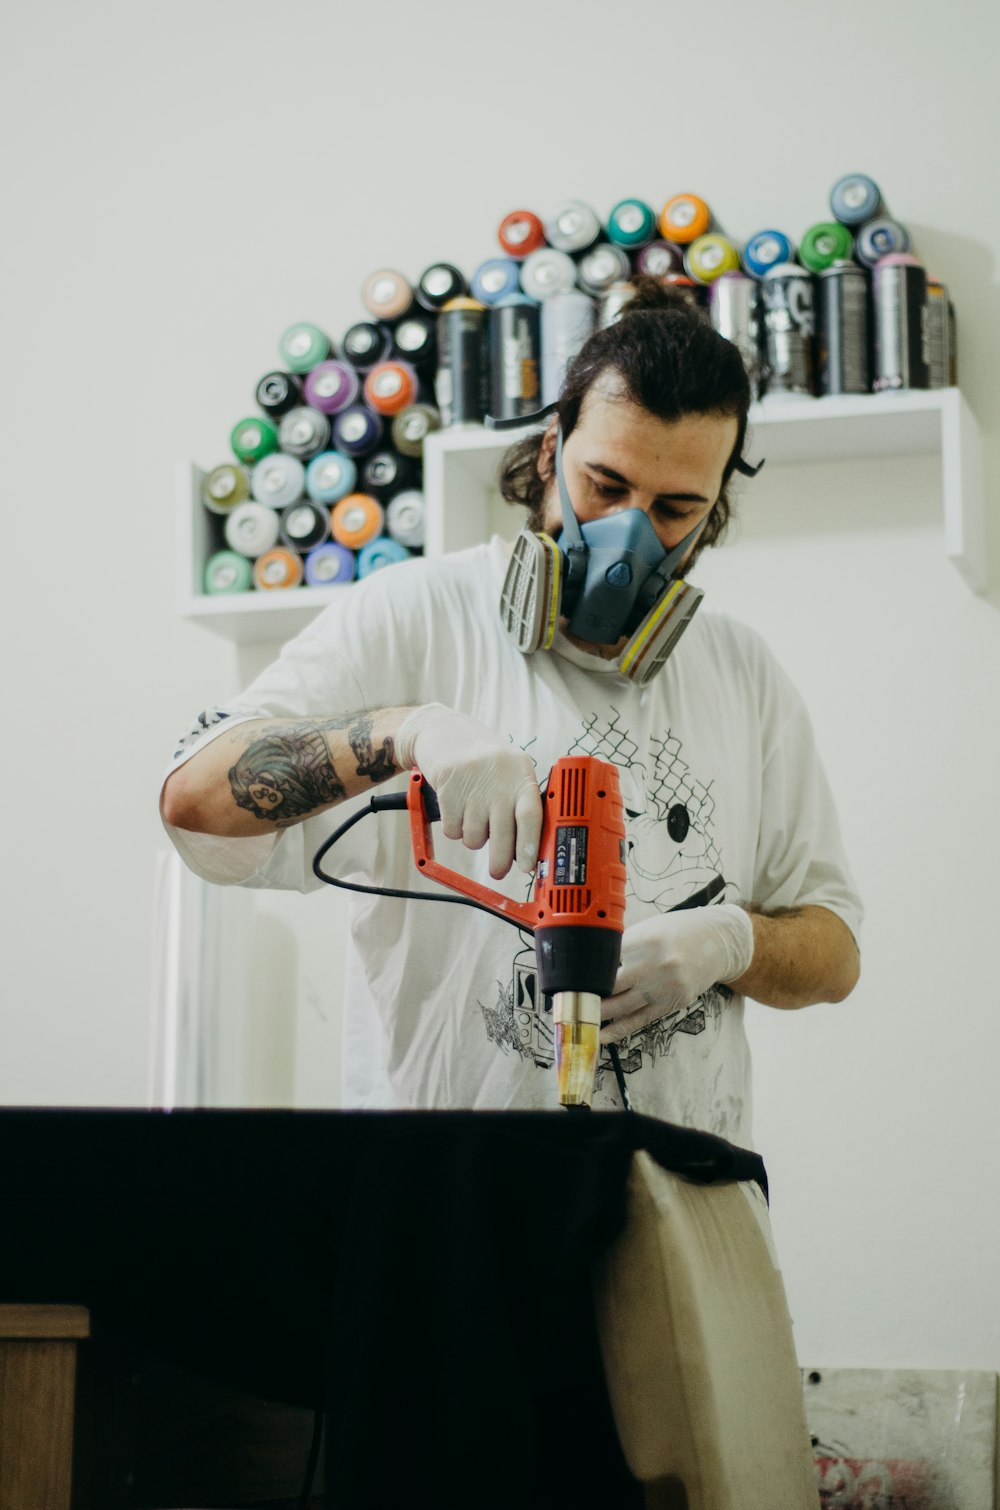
[585,462,709,504]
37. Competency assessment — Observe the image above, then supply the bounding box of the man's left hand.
[599,904,755,1044]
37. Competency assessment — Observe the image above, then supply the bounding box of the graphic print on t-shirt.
[478,708,732,1089]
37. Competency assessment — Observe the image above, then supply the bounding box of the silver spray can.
[817,260,871,395]
[541,290,597,406]
[872,254,929,391]
[709,271,764,400]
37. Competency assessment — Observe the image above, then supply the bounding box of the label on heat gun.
[554,826,588,887]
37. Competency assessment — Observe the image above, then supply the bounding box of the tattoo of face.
[229,728,346,823]
[227,711,401,822]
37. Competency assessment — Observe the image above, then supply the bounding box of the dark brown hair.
[499,275,752,552]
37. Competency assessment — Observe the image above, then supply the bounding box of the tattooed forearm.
[226,710,401,824]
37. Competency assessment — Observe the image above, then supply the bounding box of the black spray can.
[761,263,815,396]
[489,294,541,423]
[873,254,929,391]
[817,260,871,395]
[436,298,489,426]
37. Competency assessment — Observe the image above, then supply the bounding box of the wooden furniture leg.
[0,1304,90,1510]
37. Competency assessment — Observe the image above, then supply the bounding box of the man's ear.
[537,419,559,482]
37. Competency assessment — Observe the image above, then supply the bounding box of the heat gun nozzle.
[553,991,602,1109]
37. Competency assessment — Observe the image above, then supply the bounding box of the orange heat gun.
[407,755,627,1108]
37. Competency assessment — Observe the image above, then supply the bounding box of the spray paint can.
[489,294,541,422]
[607,198,658,249]
[331,494,385,550]
[278,323,331,373]
[926,280,953,389]
[855,218,911,270]
[305,450,358,504]
[358,538,411,576]
[363,449,419,499]
[202,463,251,515]
[251,452,307,510]
[471,257,522,306]
[415,262,467,312]
[279,501,330,553]
[303,360,360,416]
[685,234,740,285]
[709,272,764,400]
[742,230,795,280]
[224,502,281,558]
[541,289,597,404]
[204,549,253,595]
[391,403,441,458]
[278,406,331,459]
[658,194,712,245]
[253,548,304,591]
[255,370,304,419]
[304,542,355,586]
[332,405,383,458]
[391,314,437,371]
[436,297,489,425]
[817,261,871,396]
[363,361,420,417]
[633,240,684,277]
[545,200,602,256]
[362,269,414,323]
[830,173,884,227]
[872,254,929,391]
[230,416,279,466]
[497,210,547,260]
[576,242,631,298]
[386,490,426,548]
[520,247,577,301]
[761,264,816,397]
[799,222,854,274]
[342,321,393,372]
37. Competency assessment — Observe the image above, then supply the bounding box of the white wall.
[5,0,998,1370]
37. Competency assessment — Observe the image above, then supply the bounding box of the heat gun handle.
[406,772,537,930]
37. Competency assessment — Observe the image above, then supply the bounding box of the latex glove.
[599,904,754,1043]
[395,704,542,879]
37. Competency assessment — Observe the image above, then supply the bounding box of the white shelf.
[178,389,986,642]
[423,388,986,593]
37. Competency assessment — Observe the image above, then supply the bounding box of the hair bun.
[617,272,703,320]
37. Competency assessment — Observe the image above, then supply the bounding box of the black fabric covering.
[0,1109,765,1509]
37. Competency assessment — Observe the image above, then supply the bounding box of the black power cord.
[311,791,632,1111]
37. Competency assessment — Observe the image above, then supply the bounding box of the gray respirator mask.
[496,410,764,685]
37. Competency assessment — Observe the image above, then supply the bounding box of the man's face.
[536,374,739,656]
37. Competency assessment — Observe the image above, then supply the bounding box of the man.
[160,281,861,1506]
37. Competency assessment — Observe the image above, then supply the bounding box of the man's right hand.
[395,705,542,880]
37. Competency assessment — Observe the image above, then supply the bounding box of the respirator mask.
[496,409,764,686]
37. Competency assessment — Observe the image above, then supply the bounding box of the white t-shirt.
[163,538,862,1146]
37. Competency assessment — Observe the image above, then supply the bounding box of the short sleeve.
[751,669,863,948]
